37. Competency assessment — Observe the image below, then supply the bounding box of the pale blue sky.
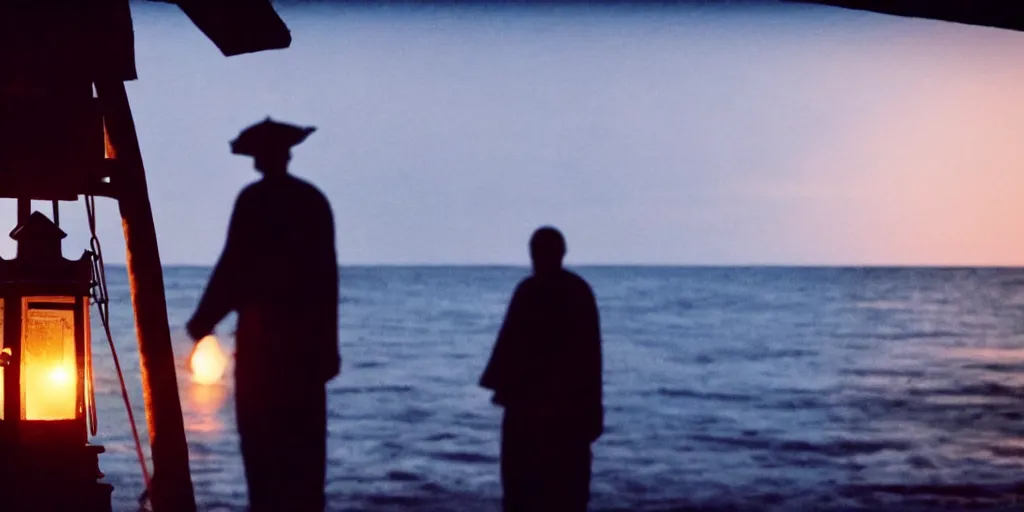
[3,2,1024,265]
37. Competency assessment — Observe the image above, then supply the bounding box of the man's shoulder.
[516,270,594,296]
[234,180,264,206]
[289,175,331,205]
[242,175,330,203]
[513,275,535,293]
[238,179,262,195]
[562,269,593,290]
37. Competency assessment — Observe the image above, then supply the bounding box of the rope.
[85,195,153,495]
[86,314,97,436]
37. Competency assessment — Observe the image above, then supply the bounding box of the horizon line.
[98,263,1024,269]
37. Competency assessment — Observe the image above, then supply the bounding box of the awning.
[158,0,292,57]
[792,2,1024,33]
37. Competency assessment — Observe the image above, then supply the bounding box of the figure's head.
[529,226,566,275]
[231,118,314,177]
[253,150,291,177]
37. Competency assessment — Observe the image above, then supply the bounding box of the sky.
[4,2,1024,265]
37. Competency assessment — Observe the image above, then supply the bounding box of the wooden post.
[94,80,196,512]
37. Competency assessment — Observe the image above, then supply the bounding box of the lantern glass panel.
[21,296,77,421]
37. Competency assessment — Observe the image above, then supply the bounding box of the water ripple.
[89,266,1024,510]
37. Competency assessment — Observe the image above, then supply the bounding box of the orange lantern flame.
[190,335,228,385]
[48,366,72,387]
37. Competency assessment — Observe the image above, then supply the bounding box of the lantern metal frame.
[0,210,111,511]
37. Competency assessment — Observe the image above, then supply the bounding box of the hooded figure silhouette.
[187,117,339,512]
[480,226,604,512]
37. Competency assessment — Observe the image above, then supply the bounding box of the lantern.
[0,211,112,511]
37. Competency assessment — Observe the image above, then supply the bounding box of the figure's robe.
[480,269,603,511]
[187,173,339,511]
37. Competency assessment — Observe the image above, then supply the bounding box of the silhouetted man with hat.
[480,226,604,512]
[187,117,340,512]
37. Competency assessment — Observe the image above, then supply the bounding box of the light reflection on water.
[185,382,229,435]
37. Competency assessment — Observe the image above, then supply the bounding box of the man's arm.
[480,282,526,402]
[584,283,604,443]
[317,197,341,383]
[186,194,248,341]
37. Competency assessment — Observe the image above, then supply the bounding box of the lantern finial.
[9,211,67,261]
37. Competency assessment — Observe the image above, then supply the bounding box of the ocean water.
[86,266,1024,511]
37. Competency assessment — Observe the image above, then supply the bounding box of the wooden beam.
[16,199,30,226]
[792,1,1024,33]
[0,177,120,202]
[94,80,196,512]
[168,0,291,57]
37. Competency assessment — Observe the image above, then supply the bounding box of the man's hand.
[185,317,210,344]
[317,352,341,384]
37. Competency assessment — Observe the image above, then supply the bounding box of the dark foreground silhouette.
[480,227,604,512]
[187,118,340,512]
